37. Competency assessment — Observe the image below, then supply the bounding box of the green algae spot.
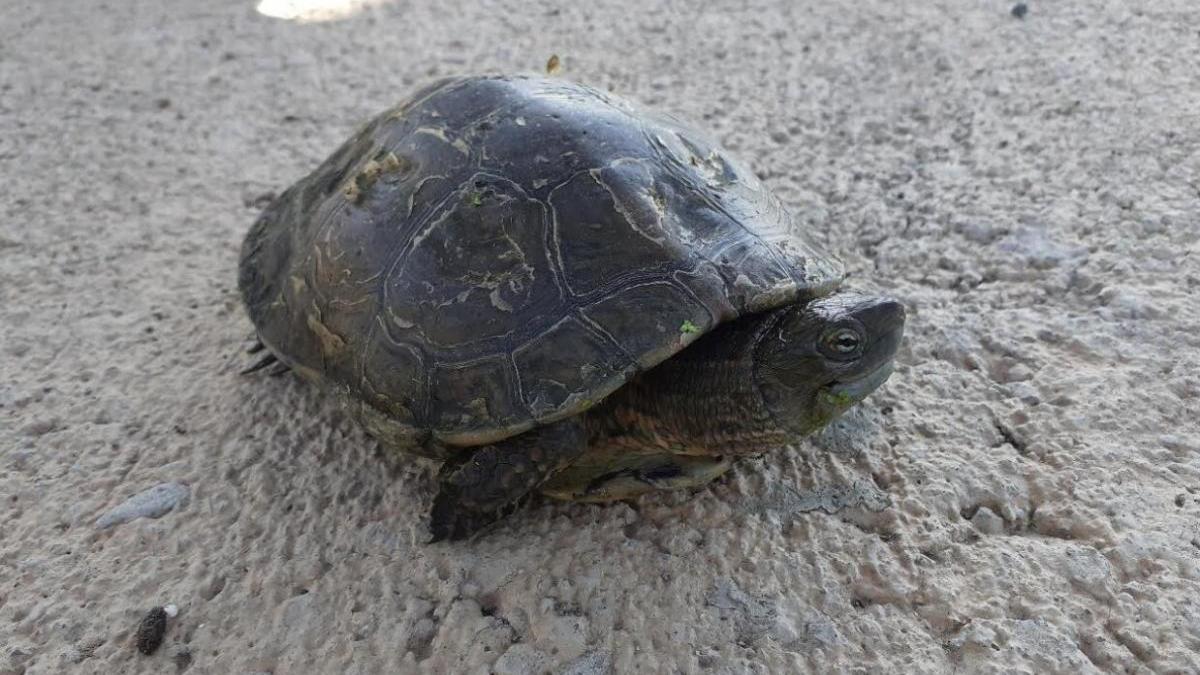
[679,320,700,334]
[820,390,856,408]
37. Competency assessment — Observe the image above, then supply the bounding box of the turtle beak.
[861,297,905,364]
[825,296,905,402]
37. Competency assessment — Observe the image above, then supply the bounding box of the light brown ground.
[2,1,1199,673]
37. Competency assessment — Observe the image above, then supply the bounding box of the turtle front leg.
[428,418,587,542]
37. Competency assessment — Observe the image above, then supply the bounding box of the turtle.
[238,74,905,541]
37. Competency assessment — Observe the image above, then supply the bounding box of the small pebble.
[493,644,550,675]
[560,649,613,675]
[996,227,1086,270]
[135,606,168,655]
[21,418,59,436]
[971,506,1006,535]
[1012,3,1028,19]
[96,482,190,529]
[1006,381,1041,406]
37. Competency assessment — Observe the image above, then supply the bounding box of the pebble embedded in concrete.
[95,482,190,529]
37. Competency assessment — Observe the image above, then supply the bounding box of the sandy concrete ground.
[3,0,1200,672]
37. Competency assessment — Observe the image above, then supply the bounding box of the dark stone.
[135,607,168,655]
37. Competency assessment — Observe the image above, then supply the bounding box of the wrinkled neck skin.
[752,310,850,438]
[586,309,795,456]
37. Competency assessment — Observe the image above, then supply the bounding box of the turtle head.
[754,292,905,436]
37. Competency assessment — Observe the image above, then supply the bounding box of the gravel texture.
[2,0,1199,672]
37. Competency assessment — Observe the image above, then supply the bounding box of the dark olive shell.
[239,75,842,448]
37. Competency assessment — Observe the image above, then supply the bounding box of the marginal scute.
[711,238,804,312]
[671,263,739,322]
[357,329,427,427]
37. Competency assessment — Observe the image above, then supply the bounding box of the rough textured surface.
[1,0,1198,673]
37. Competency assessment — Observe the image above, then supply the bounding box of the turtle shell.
[239,74,843,449]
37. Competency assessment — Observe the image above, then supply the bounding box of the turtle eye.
[824,328,862,356]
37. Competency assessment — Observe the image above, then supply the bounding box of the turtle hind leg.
[428,419,587,542]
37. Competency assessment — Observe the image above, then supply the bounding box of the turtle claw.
[239,336,291,376]
[240,352,278,375]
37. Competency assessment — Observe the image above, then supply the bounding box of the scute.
[512,315,634,420]
[580,283,711,369]
[548,167,686,297]
[382,174,557,351]
[239,74,844,449]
